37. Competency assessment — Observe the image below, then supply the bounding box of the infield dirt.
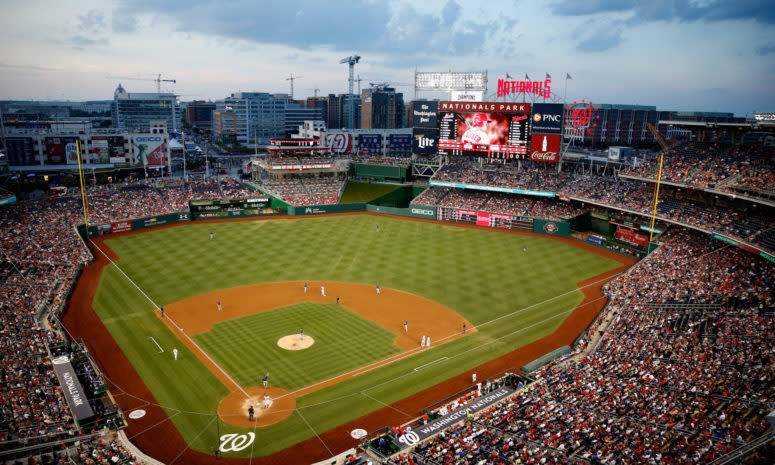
[62,213,636,464]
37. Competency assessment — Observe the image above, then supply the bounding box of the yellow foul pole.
[647,154,664,248]
[76,140,90,232]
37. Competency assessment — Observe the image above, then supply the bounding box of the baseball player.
[217,300,222,311]
[472,372,477,383]
[262,373,268,389]
[461,113,491,146]
[210,231,214,239]
[404,319,408,333]
[300,328,304,340]
[426,336,431,348]
[262,393,271,409]
[336,296,340,305]
[462,322,466,334]
[321,285,326,296]
[523,245,527,253]
[304,282,307,293]
[376,284,380,295]
[160,306,164,318]
[376,224,379,232]
[421,335,426,347]
[248,405,255,421]
[172,347,178,361]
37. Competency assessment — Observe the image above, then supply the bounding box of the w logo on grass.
[219,433,255,452]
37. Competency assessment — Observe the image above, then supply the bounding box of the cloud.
[78,10,106,30]
[111,0,502,64]
[550,0,775,25]
[576,28,623,52]
[0,62,63,72]
[66,35,100,50]
[112,13,137,33]
[755,43,775,55]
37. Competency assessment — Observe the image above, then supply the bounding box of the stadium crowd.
[256,176,344,205]
[391,228,774,465]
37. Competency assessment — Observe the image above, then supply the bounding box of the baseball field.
[66,213,633,461]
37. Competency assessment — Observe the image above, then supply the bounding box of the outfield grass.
[338,181,400,203]
[193,302,401,390]
[93,214,623,457]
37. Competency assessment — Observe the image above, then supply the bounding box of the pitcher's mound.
[278,334,314,350]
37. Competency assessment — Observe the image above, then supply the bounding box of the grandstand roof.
[659,119,775,133]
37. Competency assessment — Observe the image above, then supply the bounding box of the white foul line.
[413,357,448,372]
[90,240,251,399]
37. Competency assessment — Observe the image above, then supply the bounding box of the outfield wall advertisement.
[533,219,570,236]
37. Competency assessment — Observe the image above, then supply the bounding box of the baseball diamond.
[64,213,632,460]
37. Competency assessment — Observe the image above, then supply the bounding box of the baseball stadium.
[2,102,775,465]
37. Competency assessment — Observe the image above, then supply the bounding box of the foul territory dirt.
[62,212,636,465]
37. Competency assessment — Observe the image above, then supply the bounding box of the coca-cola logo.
[530,151,558,162]
[325,133,351,153]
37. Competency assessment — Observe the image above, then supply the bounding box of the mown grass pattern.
[94,215,623,457]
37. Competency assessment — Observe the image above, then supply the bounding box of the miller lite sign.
[412,128,438,155]
[530,133,560,162]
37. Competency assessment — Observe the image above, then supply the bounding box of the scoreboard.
[437,101,531,159]
[189,197,269,213]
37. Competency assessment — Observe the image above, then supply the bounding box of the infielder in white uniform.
[321,286,326,296]
[172,347,178,361]
[263,394,271,409]
[461,114,491,146]
[421,335,426,347]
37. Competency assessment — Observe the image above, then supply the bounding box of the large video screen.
[437,101,531,159]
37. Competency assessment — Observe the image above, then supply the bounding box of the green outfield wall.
[368,185,421,208]
[288,203,367,215]
[351,163,408,182]
[533,219,570,236]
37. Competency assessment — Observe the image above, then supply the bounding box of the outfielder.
[300,328,304,340]
[210,231,214,239]
[376,284,380,295]
[172,347,178,361]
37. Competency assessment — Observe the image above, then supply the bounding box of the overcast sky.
[0,0,773,116]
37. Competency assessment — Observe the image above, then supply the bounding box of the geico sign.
[411,208,434,216]
[135,137,163,142]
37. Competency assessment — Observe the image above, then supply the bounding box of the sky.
[0,0,773,116]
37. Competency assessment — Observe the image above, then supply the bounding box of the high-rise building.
[112,84,179,132]
[361,86,404,129]
[284,103,324,134]
[326,94,361,129]
[216,92,287,146]
[185,101,216,130]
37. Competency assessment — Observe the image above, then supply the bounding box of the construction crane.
[647,122,670,153]
[339,55,360,128]
[106,73,176,93]
[286,73,303,99]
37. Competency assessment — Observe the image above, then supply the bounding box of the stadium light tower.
[339,55,361,128]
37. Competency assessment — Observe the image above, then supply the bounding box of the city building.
[213,110,238,144]
[185,101,216,130]
[361,86,404,129]
[215,92,287,146]
[112,84,179,132]
[284,102,324,135]
[326,94,361,129]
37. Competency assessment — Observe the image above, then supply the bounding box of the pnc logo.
[533,113,542,122]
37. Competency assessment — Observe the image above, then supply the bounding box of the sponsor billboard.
[388,134,412,153]
[358,134,383,155]
[64,138,79,164]
[437,101,531,159]
[324,132,353,154]
[497,78,551,99]
[531,103,564,134]
[111,221,132,233]
[529,133,561,162]
[409,205,437,219]
[134,135,166,166]
[412,128,438,155]
[412,101,439,128]
[45,137,66,164]
[5,137,36,166]
[615,226,648,246]
[92,136,110,163]
[108,136,126,163]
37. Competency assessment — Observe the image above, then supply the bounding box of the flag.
[566,73,573,80]
[505,73,512,79]
[546,73,551,80]
[525,74,530,81]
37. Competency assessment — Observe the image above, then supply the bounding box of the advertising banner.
[45,137,66,164]
[531,103,564,134]
[388,134,412,153]
[51,355,95,422]
[437,101,531,159]
[412,128,438,155]
[111,221,132,233]
[533,219,570,236]
[108,136,126,163]
[134,135,166,166]
[588,236,604,246]
[5,137,36,165]
[409,205,437,219]
[396,387,514,450]
[324,132,353,154]
[92,136,110,163]
[529,133,561,162]
[615,226,648,246]
[412,101,439,128]
[358,134,383,155]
